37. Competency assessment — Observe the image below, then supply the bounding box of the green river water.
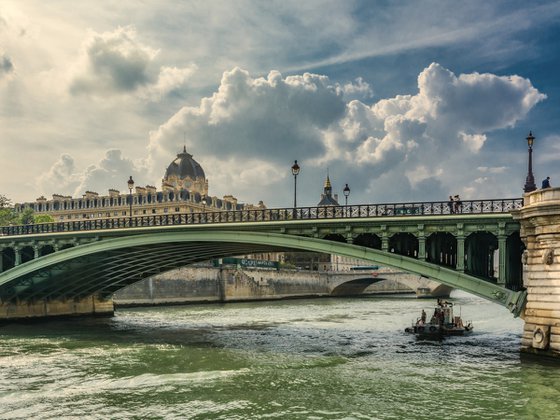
[1,292,560,419]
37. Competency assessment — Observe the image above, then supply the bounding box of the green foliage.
[0,194,16,226]
[34,214,55,224]
[0,195,55,226]
[0,194,12,209]
[18,208,35,225]
[0,208,17,226]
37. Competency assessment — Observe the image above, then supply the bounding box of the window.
[175,207,180,212]
[152,209,157,214]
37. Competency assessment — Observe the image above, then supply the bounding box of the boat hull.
[404,324,473,336]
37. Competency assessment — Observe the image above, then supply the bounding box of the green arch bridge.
[0,198,527,319]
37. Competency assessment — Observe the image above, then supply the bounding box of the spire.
[317,172,339,206]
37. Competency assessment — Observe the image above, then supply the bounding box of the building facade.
[15,147,265,221]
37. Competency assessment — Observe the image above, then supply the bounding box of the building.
[15,146,265,221]
[317,175,339,206]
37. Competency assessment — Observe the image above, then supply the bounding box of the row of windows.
[18,191,238,213]
[58,207,187,220]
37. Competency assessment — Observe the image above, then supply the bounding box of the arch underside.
[0,231,526,316]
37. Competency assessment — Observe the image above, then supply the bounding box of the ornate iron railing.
[0,198,523,237]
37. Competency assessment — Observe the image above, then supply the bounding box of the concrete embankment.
[113,265,415,307]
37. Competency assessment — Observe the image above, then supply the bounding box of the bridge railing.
[0,198,523,237]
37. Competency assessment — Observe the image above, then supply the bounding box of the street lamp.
[291,160,300,209]
[343,183,351,206]
[201,196,207,222]
[127,175,134,223]
[523,131,537,193]
[343,183,351,218]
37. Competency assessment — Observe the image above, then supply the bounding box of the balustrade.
[0,198,523,237]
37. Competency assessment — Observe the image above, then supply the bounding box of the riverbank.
[113,265,416,307]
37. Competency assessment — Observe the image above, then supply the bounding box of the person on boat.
[420,309,426,324]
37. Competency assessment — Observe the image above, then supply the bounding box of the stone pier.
[514,187,560,357]
[0,295,114,321]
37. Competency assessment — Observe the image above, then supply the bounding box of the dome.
[164,146,206,180]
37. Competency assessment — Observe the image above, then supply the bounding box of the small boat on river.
[404,300,473,336]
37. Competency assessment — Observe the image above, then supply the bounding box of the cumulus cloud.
[0,53,14,78]
[37,154,80,197]
[37,150,148,199]
[37,63,545,206]
[147,63,545,204]
[72,149,146,196]
[338,77,373,101]
[147,67,347,178]
[460,132,486,152]
[69,26,193,100]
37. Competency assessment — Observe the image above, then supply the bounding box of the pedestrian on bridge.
[542,176,551,189]
[448,196,455,214]
[454,195,462,213]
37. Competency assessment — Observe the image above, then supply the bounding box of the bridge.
[0,197,527,320]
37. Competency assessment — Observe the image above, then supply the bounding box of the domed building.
[15,147,265,221]
[162,146,208,196]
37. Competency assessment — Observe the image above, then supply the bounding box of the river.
[1,292,560,419]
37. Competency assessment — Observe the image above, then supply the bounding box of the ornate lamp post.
[127,175,134,223]
[343,183,351,206]
[291,160,300,210]
[201,196,207,222]
[523,131,537,193]
[343,183,350,217]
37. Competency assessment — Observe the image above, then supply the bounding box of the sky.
[1,0,560,208]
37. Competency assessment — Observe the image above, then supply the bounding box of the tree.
[34,214,55,224]
[0,194,16,226]
[0,194,12,208]
[18,208,35,225]
[0,208,16,226]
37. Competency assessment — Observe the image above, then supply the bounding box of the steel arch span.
[0,230,526,316]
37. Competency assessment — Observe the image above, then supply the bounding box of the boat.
[404,300,473,336]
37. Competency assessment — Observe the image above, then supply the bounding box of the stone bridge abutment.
[514,187,560,357]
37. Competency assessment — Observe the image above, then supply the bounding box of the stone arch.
[1,248,15,271]
[465,231,497,280]
[426,232,457,268]
[354,233,381,249]
[20,246,34,264]
[389,232,418,258]
[40,245,56,257]
[0,230,526,314]
[323,233,346,243]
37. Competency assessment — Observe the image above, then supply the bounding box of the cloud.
[0,53,14,78]
[35,62,545,207]
[37,154,80,197]
[460,132,486,152]
[415,63,546,132]
[477,166,507,174]
[72,149,146,196]
[142,63,545,205]
[69,26,193,100]
[147,67,347,176]
[338,77,373,101]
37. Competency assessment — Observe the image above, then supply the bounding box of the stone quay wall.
[113,265,414,307]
